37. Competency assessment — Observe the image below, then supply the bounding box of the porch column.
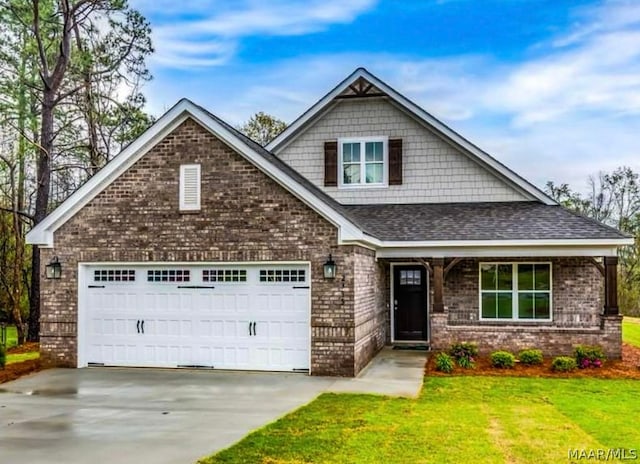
[433,258,444,313]
[604,256,619,315]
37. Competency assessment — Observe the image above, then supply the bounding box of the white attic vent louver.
[179,164,201,211]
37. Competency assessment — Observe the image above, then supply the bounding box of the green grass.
[1,325,18,349]
[623,316,640,348]
[200,377,640,464]
[6,351,39,364]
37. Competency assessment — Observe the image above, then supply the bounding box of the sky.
[129,0,640,193]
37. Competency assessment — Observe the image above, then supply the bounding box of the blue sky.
[130,0,640,192]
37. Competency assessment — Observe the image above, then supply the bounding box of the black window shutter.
[389,138,402,185]
[324,141,338,186]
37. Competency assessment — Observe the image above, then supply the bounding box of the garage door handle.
[248,322,253,336]
[136,320,140,334]
[252,321,257,336]
[88,285,105,289]
[141,320,145,334]
[293,286,309,289]
[177,285,215,289]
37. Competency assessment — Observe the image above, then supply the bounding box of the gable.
[268,68,554,206]
[26,100,365,248]
[52,118,341,254]
[276,97,533,204]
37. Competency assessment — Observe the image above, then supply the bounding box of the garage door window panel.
[147,269,191,282]
[94,269,136,282]
[259,269,306,283]
[203,269,247,282]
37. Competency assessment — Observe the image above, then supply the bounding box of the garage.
[79,263,310,372]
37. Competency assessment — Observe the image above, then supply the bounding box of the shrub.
[574,345,606,369]
[490,351,515,369]
[449,342,478,369]
[435,352,454,373]
[518,349,543,366]
[0,345,5,369]
[552,356,577,372]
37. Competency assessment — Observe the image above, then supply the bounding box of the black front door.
[394,266,428,341]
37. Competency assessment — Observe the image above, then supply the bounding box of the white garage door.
[80,264,310,372]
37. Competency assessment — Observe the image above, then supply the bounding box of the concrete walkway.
[328,347,427,397]
[0,348,427,464]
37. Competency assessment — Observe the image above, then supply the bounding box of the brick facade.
[39,118,382,376]
[428,257,621,358]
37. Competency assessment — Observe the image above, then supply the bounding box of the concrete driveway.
[0,368,334,464]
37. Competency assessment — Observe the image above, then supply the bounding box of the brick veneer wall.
[39,118,374,376]
[430,257,621,358]
[353,247,387,374]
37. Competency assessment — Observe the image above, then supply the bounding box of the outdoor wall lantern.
[45,256,62,279]
[323,254,337,279]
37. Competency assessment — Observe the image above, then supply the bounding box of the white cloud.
[134,0,377,68]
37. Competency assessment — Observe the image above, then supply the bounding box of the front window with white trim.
[480,263,552,320]
[339,137,387,187]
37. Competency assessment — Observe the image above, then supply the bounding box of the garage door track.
[0,368,333,464]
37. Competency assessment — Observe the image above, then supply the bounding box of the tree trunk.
[27,94,54,342]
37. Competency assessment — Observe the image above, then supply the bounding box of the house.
[26,68,632,377]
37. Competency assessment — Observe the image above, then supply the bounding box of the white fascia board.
[26,99,365,248]
[373,238,634,248]
[267,68,555,206]
[376,245,621,259]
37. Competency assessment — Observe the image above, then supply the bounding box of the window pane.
[343,164,360,184]
[365,141,383,162]
[535,264,550,291]
[497,294,513,318]
[518,264,534,290]
[481,264,496,290]
[535,293,550,319]
[482,293,497,318]
[343,143,360,163]
[518,293,535,319]
[365,163,383,184]
[497,264,513,290]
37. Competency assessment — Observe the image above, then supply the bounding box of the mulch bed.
[0,343,42,384]
[425,343,640,379]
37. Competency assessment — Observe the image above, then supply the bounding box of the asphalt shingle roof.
[343,202,630,241]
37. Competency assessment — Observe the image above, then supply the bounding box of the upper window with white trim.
[339,137,387,187]
[480,263,552,321]
[179,164,201,211]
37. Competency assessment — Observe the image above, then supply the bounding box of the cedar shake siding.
[38,118,382,376]
[276,97,530,204]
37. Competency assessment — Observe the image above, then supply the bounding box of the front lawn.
[200,377,640,464]
[623,316,640,348]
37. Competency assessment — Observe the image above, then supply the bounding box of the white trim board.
[267,67,555,205]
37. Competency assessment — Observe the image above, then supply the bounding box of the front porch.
[376,256,623,358]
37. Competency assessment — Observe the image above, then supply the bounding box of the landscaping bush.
[490,351,515,369]
[435,352,454,373]
[449,342,478,369]
[574,345,606,369]
[0,345,5,369]
[552,356,577,372]
[518,349,543,366]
